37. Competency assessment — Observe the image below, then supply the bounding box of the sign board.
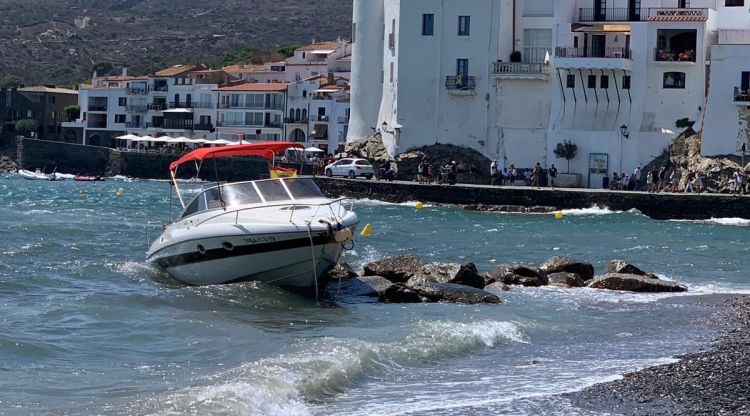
[589,153,609,173]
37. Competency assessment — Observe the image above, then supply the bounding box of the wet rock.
[484,282,511,292]
[358,275,394,297]
[325,262,359,280]
[605,259,658,279]
[540,256,595,281]
[547,272,585,288]
[382,282,502,304]
[407,262,485,289]
[363,256,423,283]
[327,275,393,298]
[587,273,687,293]
[488,265,548,287]
[0,155,16,173]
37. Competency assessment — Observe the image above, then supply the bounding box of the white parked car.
[324,158,374,179]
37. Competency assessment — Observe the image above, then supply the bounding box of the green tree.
[15,119,38,138]
[553,140,578,173]
[222,48,254,67]
[0,74,23,89]
[277,44,301,58]
[91,61,114,77]
[64,105,80,121]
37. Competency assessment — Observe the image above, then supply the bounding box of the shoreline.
[566,293,750,415]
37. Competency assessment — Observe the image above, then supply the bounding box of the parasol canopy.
[169,142,304,172]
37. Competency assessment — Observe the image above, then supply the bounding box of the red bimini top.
[169,142,304,173]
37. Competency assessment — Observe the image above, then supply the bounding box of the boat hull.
[147,225,357,288]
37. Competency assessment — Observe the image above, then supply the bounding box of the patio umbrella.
[305,146,325,152]
[116,134,141,141]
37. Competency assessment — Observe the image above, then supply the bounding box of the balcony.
[145,122,164,129]
[654,48,696,63]
[217,103,284,111]
[194,123,214,131]
[147,104,165,111]
[578,8,645,22]
[126,105,148,113]
[88,105,108,112]
[734,87,750,105]
[163,119,194,130]
[265,122,283,129]
[127,88,148,95]
[170,101,214,109]
[337,116,349,124]
[554,47,633,70]
[445,76,476,93]
[125,121,144,128]
[310,115,330,122]
[149,85,168,93]
[491,62,549,80]
[285,118,308,124]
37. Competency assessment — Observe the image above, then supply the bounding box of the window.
[622,75,631,89]
[679,0,690,7]
[458,16,470,36]
[422,14,434,36]
[566,74,575,88]
[725,0,743,6]
[302,90,307,98]
[663,72,686,89]
[600,75,609,89]
[573,36,579,48]
[456,59,469,77]
[587,75,596,88]
[524,29,552,63]
[118,97,127,106]
[115,114,126,123]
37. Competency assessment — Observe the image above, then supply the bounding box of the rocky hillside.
[0,0,352,86]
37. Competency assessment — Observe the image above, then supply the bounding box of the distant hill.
[0,0,353,86]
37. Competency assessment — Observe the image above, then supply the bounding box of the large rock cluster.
[0,155,16,173]
[395,143,492,184]
[324,256,686,305]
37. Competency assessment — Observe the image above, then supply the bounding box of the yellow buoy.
[116,188,125,197]
[79,189,86,196]
[360,223,373,237]
[416,201,424,210]
[554,211,564,220]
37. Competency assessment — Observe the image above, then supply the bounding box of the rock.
[344,134,391,165]
[484,282,511,292]
[326,275,393,299]
[587,273,687,293]
[487,265,548,287]
[540,256,595,281]
[547,272,585,288]
[407,262,485,289]
[605,259,658,279]
[325,262,359,280]
[395,143,491,184]
[363,256,424,283]
[358,275,394,297]
[382,282,502,304]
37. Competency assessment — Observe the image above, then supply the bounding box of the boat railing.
[193,197,354,228]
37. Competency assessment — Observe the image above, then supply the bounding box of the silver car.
[324,158,374,179]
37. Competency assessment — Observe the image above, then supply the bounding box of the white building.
[214,82,288,142]
[349,0,750,186]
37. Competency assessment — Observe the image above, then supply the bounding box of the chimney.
[122,67,128,77]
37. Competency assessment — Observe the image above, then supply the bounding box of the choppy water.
[1,176,748,415]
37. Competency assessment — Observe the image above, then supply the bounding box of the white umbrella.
[116,133,141,141]
[208,139,233,145]
[305,146,325,152]
[140,135,156,142]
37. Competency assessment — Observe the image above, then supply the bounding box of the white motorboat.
[18,169,53,181]
[146,142,358,291]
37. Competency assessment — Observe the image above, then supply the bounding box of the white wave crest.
[560,205,619,216]
[355,198,432,208]
[146,320,525,416]
[671,217,750,227]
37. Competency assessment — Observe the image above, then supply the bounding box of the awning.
[308,49,335,54]
[170,142,304,172]
[648,16,707,21]
[163,108,193,113]
[314,88,339,93]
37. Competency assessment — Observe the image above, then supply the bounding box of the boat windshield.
[180,178,324,218]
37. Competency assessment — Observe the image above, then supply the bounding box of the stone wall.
[314,178,750,220]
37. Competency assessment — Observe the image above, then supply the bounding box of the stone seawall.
[15,138,272,180]
[314,178,750,220]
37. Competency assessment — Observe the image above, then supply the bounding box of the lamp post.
[619,124,629,172]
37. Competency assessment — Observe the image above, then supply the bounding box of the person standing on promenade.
[549,163,558,190]
[509,165,517,186]
[532,162,542,189]
[670,170,679,192]
[633,164,642,190]
[658,166,667,192]
[490,159,499,186]
[501,167,508,186]
[695,172,704,194]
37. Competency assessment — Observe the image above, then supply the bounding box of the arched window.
[185,94,192,107]
[296,108,301,121]
[174,94,180,107]
[289,109,295,121]
[301,109,307,121]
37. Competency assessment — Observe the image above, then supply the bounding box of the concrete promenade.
[315,177,750,220]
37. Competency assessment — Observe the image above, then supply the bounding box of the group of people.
[490,160,559,189]
[417,159,458,185]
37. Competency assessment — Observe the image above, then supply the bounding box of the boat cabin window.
[182,194,207,218]
[222,183,262,206]
[284,178,324,199]
[255,180,291,202]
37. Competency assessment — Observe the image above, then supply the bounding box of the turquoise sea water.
[1,176,748,415]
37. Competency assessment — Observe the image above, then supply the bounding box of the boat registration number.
[242,236,277,245]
